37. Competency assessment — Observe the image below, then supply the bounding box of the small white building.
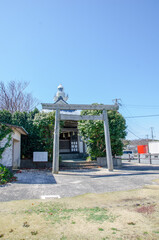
[0,124,28,169]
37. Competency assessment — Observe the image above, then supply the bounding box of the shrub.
[0,164,14,185]
[78,106,127,158]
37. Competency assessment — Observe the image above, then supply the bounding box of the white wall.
[0,130,21,168]
[0,135,12,167]
[12,129,21,141]
[78,135,84,153]
[13,139,20,168]
[79,141,83,153]
[148,141,159,154]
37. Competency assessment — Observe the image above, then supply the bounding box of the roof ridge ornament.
[54,84,68,103]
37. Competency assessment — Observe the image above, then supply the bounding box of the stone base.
[97,157,122,168]
[60,153,87,160]
[20,159,52,169]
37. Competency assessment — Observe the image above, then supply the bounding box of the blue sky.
[0,0,159,140]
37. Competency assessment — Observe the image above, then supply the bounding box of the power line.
[127,129,141,139]
[125,114,159,118]
[122,104,159,109]
[119,100,158,139]
[121,104,159,119]
[120,104,149,131]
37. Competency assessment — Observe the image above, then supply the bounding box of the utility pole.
[112,98,122,106]
[151,127,154,140]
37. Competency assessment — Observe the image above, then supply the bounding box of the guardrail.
[116,153,159,165]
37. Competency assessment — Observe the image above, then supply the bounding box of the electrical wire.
[127,129,141,139]
[119,100,150,138]
[115,99,158,139]
[120,103,148,131]
[125,114,159,118]
[122,104,159,109]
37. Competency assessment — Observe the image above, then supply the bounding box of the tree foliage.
[0,109,56,160]
[0,110,12,124]
[0,81,38,113]
[78,107,127,158]
[0,164,14,185]
[0,109,40,159]
[33,112,55,159]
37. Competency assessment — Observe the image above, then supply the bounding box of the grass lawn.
[0,180,159,240]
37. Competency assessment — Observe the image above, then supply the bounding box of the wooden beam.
[61,128,78,132]
[60,114,103,121]
[42,103,119,111]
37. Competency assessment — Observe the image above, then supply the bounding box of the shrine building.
[48,84,86,158]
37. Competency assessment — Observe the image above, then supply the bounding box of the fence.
[120,153,159,165]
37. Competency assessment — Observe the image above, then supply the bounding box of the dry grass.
[0,180,159,240]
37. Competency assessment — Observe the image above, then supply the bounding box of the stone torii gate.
[42,103,119,174]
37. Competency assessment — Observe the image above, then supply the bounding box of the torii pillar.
[52,109,60,174]
[103,109,113,171]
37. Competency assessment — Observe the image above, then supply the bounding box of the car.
[121,150,134,160]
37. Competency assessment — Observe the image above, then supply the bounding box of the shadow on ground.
[14,170,57,184]
[59,162,159,179]
[11,162,159,184]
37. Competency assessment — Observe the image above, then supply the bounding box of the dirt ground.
[0,179,159,240]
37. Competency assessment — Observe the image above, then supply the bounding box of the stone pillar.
[53,109,60,174]
[103,109,113,171]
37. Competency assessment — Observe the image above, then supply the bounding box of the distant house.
[0,124,28,170]
[123,139,153,154]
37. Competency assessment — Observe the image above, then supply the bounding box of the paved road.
[1,162,159,202]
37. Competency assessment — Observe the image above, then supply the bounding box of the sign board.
[137,145,148,154]
[148,141,159,154]
[33,152,48,162]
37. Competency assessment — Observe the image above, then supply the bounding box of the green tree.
[33,112,55,160]
[0,109,62,160]
[78,106,127,158]
[0,109,41,159]
[0,110,12,124]
[11,110,41,158]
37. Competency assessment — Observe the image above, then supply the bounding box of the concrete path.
[1,162,159,202]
